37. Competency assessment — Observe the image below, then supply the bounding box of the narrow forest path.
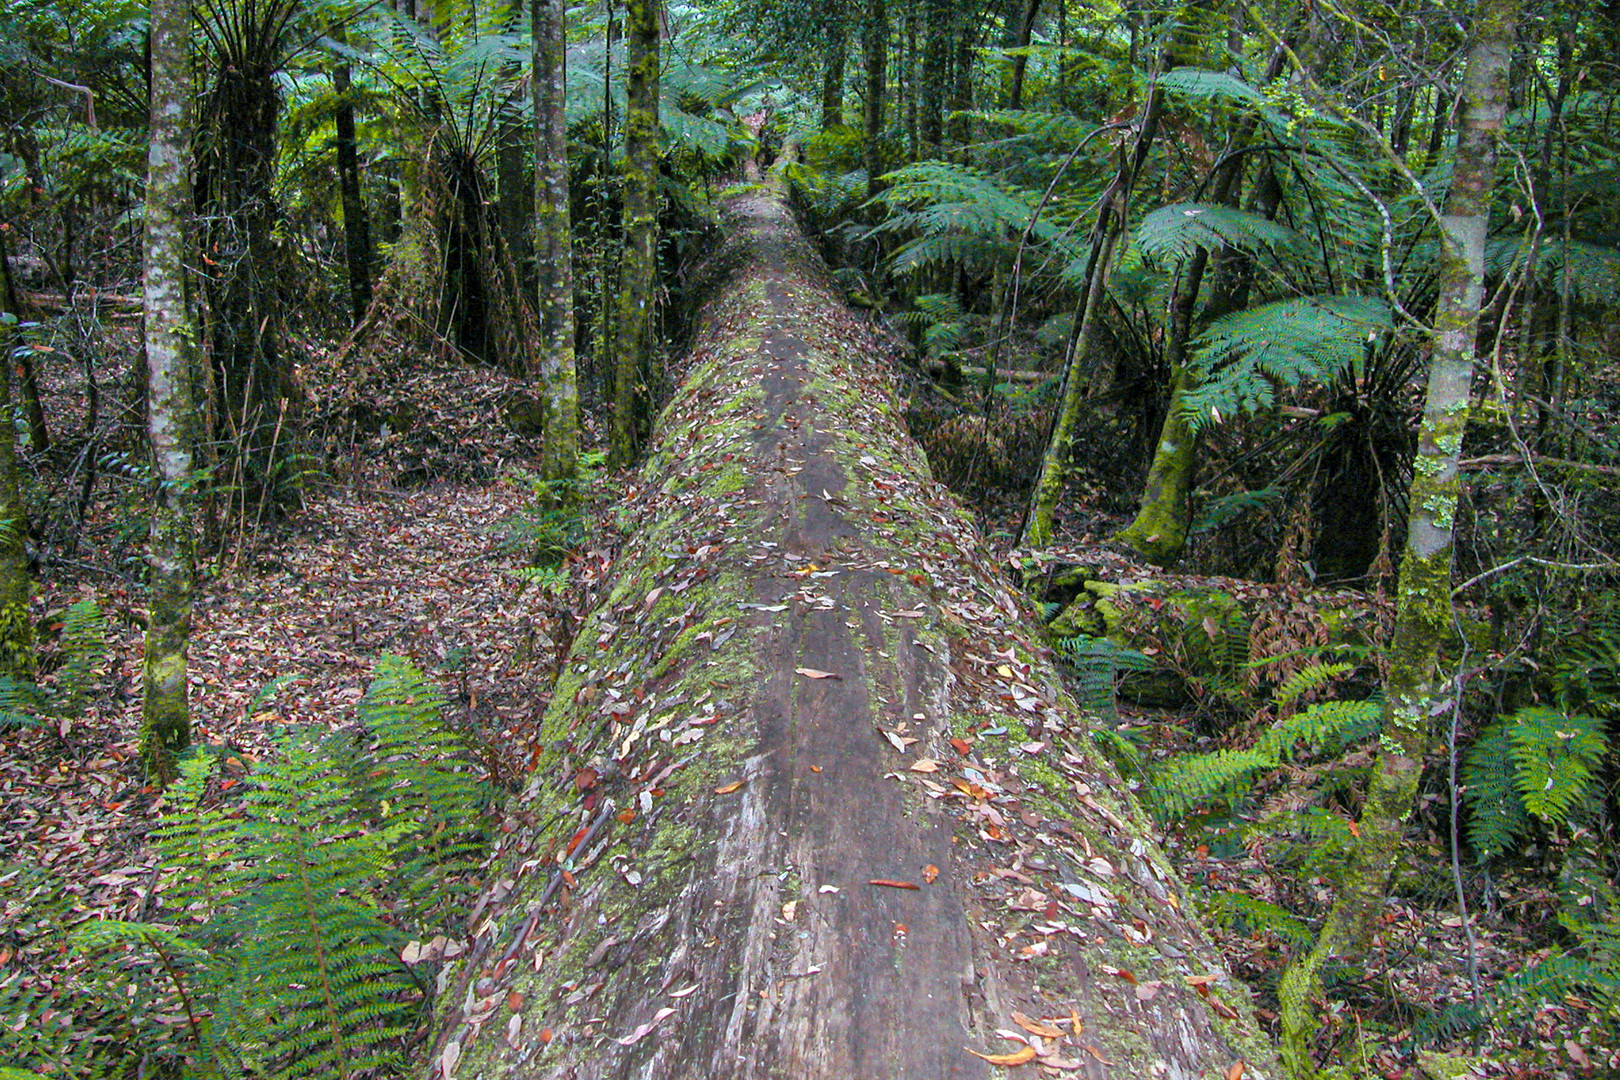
[428,188,1278,1080]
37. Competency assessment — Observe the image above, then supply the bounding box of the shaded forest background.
[0,0,1618,1078]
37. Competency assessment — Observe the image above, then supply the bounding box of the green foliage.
[1462,707,1607,860]
[894,292,964,358]
[0,598,106,729]
[1133,202,1303,264]
[26,657,494,1080]
[1148,698,1382,819]
[1052,633,1152,723]
[867,161,1060,277]
[498,462,600,568]
[1181,296,1395,429]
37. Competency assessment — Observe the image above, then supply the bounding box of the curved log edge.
[428,189,1279,1080]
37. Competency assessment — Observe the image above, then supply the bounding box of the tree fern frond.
[1182,295,1394,428]
[1135,202,1303,263]
[1461,718,1533,860]
[1159,66,1264,106]
[1505,707,1606,825]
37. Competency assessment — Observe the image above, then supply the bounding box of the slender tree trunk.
[946,8,975,154]
[610,0,661,468]
[141,0,201,783]
[903,3,919,161]
[919,0,948,153]
[1276,4,1518,1073]
[497,107,533,283]
[862,0,887,200]
[332,53,373,326]
[1006,0,1042,110]
[535,0,580,486]
[820,21,847,129]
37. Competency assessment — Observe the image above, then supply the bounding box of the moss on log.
[428,191,1277,1079]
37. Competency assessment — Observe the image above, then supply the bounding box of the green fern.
[1201,891,1314,948]
[1271,661,1356,711]
[352,655,491,927]
[1181,295,1394,429]
[1505,707,1606,825]
[1133,202,1303,263]
[1053,634,1152,722]
[1149,698,1382,819]
[1460,718,1534,860]
[48,599,107,719]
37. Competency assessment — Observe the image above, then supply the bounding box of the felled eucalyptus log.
[428,189,1278,1080]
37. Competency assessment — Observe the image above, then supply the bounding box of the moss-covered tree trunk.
[428,181,1276,1080]
[1276,3,1518,1074]
[534,0,580,486]
[0,323,34,682]
[609,0,660,469]
[1004,0,1042,110]
[141,0,200,783]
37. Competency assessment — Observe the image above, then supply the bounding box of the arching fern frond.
[1134,202,1303,263]
[1159,66,1264,107]
[1182,295,1394,428]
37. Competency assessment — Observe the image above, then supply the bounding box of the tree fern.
[1462,707,1605,859]
[1181,295,1394,429]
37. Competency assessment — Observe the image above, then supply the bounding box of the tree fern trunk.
[1276,3,1519,1073]
[820,21,847,129]
[141,0,200,782]
[332,48,372,327]
[534,0,580,486]
[862,0,887,201]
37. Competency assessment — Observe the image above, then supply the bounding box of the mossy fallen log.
[429,191,1278,1079]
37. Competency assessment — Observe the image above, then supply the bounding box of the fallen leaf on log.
[714,780,746,794]
[923,864,940,884]
[868,879,920,890]
[1011,1011,1065,1039]
[795,667,841,679]
[966,1043,1037,1066]
[613,1006,676,1046]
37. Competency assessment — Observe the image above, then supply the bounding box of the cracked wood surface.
[428,189,1278,1080]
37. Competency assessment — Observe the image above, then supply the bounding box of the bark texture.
[0,324,34,681]
[861,0,887,200]
[609,0,661,468]
[534,0,580,486]
[333,51,372,326]
[141,0,200,781]
[428,184,1276,1080]
[1275,3,1519,1073]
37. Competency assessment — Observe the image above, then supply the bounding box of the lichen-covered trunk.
[533,0,580,486]
[1276,3,1518,1074]
[140,0,200,783]
[428,185,1276,1080]
[609,0,660,469]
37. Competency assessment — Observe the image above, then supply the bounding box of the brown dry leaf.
[868,878,920,890]
[1011,1011,1065,1039]
[909,758,940,773]
[795,667,840,679]
[506,990,524,1012]
[966,1044,1037,1067]
[1226,1061,1247,1080]
[440,1040,460,1079]
[923,863,940,884]
[1039,1053,1085,1071]
[1081,1044,1114,1065]
[613,1006,676,1047]
[714,780,746,794]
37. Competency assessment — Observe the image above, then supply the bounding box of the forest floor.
[0,287,1609,1077]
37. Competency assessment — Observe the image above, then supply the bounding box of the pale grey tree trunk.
[1276,2,1520,1072]
[534,0,580,486]
[140,0,201,783]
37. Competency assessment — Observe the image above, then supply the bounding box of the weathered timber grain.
[429,189,1278,1080]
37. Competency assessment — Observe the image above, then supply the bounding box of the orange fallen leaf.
[506,991,524,1012]
[1227,1061,1246,1080]
[538,1028,553,1044]
[949,736,972,755]
[868,878,920,890]
[909,758,940,772]
[615,809,636,824]
[923,864,940,884]
[1011,1011,1065,1039]
[1069,1008,1082,1036]
[795,667,840,679]
[966,1044,1037,1067]
[1081,1044,1114,1064]
[1210,999,1239,1020]
[714,780,746,794]
[810,764,823,773]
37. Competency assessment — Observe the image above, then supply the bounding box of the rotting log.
[429,188,1279,1080]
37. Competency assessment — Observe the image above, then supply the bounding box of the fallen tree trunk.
[429,189,1278,1079]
